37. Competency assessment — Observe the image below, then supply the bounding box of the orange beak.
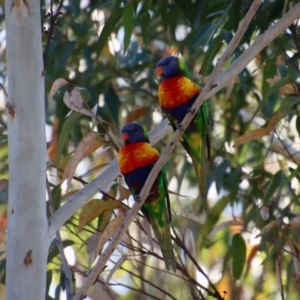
[122,132,129,142]
[155,66,164,76]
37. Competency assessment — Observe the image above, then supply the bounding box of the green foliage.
[97,8,123,56]
[56,112,82,171]
[231,233,246,280]
[0,0,300,298]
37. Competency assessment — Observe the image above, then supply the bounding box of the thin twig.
[73,1,263,298]
[206,2,300,100]
[43,0,64,68]
[270,134,300,165]
[49,3,300,242]
[173,231,223,299]
[47,118,171,238]
[45,7,300,298]
[46,178,75,300]
[118,264,178,300]
[275,255,285,300]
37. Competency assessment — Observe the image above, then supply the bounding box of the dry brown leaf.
[125,107,147,123]
[0,179,8,191]
[79,199,124,231]
[47,119,59,164]
[269,96,300,130]
[235,96,300,148]
[208,220,244,239]
[91,146,114,167]
[255,219,278,238]
[105,256,126,285]
[267,112,285,130]
[287,216,300,230]
[215,273,233,300]
[49,78,69,99]
[87,232,102,264]
[63,90,94,117]
[62,131,103,190]
[266,75,280,86]
[276,54,285,65]
[105,131,122,152]
[279,82,298,94]
[0,210,7,242]
[89,215,124,263]
[235,53,298,149]
[244,244,259,278]
[234,128,270,147]
[118,179,131,201]
[267,75,299,95]
[79,163,111,179]
[266,53,298,96]
[260,206,270,221]
[266,71,298,95]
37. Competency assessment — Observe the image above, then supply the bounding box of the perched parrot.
[118,122,176,272]
[156,56,210,210]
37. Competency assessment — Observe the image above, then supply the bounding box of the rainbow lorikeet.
[156,56,211,210]
[118,122,176,272]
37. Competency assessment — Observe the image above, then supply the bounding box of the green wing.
[142,169,176,271]
[165,100,210,210]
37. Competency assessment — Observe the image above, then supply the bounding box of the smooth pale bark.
[3,0,299,298]
[5,0,48,299]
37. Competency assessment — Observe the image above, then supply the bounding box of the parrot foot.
[133,194,141,202]
[176,123,185,131]
[187,107,196,115]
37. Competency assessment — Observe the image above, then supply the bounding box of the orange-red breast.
[156,56,211,211]
[118,122,176,271]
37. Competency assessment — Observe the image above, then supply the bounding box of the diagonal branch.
[49,2,300,243]
[47,118,172,240]
[48,1,300,244]
[73,0,265,298]
[206,2,300,100]
[46,178,75,300]
[46,12,300,296]
[270,137,300,165]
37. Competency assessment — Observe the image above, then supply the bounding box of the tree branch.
[46,178,75,300]
[206,2,300,100]
[270,137,300,165]
[47,2,300,296]
[49,0,300,249]
[73,0,264,298]
[49,2,300,242]
[47,118,172,240]
[51,2,300,241]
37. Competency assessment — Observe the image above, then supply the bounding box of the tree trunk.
[5,0,48,299]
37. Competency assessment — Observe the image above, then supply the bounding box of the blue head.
[156,56,190,79]
[121,122,149,145]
